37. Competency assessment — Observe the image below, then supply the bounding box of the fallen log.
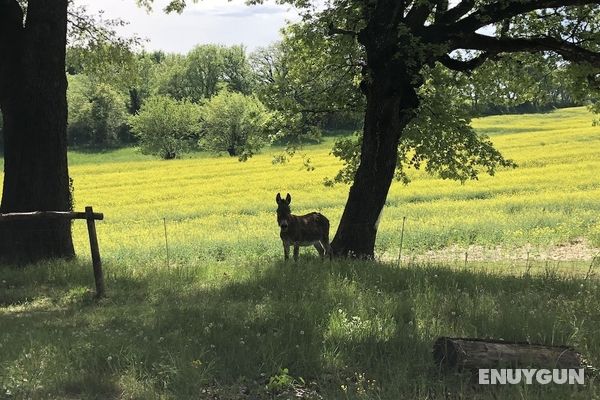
[433,337,593,371]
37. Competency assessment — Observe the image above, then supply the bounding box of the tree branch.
[392,0,408,26]
[327,22,358,38]
[365,0,407,31]
[587,73,600,90]
[0,0,24,102]
[0,0,24,47]
[455,33,600,67]
[439,52,493,72]
[450,0,600,33]
[405,0,436,28]
[434,0,449,23]
[67,11,116,44]
[437,0,475,24]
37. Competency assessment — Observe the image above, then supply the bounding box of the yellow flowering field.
[61,106,600,265]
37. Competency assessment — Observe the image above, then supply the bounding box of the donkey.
[275,193,332,261]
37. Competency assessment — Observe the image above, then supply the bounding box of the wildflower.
[299,330,304,335]
[107,356,113,361]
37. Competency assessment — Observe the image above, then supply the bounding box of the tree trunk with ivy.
[0,0,74,264]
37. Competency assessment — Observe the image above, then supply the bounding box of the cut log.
[433,337,593,371]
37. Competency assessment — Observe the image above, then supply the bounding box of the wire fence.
[2,214,599,279]
[73,215,600,277]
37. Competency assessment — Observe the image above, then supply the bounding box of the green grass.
[1,259,599,399]
[1,107,600,399]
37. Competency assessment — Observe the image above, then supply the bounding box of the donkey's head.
[275,192,292,232]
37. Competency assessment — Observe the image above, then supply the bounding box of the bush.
[128,96,201,159]
[67,75,128,147]
[199,90,271,160]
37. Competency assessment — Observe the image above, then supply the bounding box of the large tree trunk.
[0,0,74,264]
[331,25,421,258]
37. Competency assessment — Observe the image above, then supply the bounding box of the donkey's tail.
[319,214,332,261]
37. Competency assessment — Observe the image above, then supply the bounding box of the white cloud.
[74,0,300,53]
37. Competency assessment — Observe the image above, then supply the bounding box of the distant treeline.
[62,43,362,157]
[460,53,586,117]
[0,43,586,154]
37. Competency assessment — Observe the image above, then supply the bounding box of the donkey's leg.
[314,242,325,261]
[293,244,300,262]
[283,242,290,261]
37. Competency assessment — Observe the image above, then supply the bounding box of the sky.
[75,0,301,54]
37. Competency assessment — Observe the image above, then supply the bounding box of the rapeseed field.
[65,106,600,265]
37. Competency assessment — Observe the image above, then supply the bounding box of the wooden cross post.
[85,206,105,298]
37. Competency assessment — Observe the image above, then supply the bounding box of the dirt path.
[381,238,600,263]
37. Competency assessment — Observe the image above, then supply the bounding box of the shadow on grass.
[0,257,599,399]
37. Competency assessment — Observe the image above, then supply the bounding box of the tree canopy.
[128,96,201,159]
[199,89,272,160]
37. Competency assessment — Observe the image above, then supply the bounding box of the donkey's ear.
[285,193,291,204]
[276,193,282,204]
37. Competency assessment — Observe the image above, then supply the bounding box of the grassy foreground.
[1,260,599,399]
[1,107,600,399]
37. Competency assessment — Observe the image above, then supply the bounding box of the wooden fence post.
[85,206,105,298]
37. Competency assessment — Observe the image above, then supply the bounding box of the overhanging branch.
[456,33,600,67]
[439,52,494,72]
[450,0,600,33]
[67,11,115,44]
